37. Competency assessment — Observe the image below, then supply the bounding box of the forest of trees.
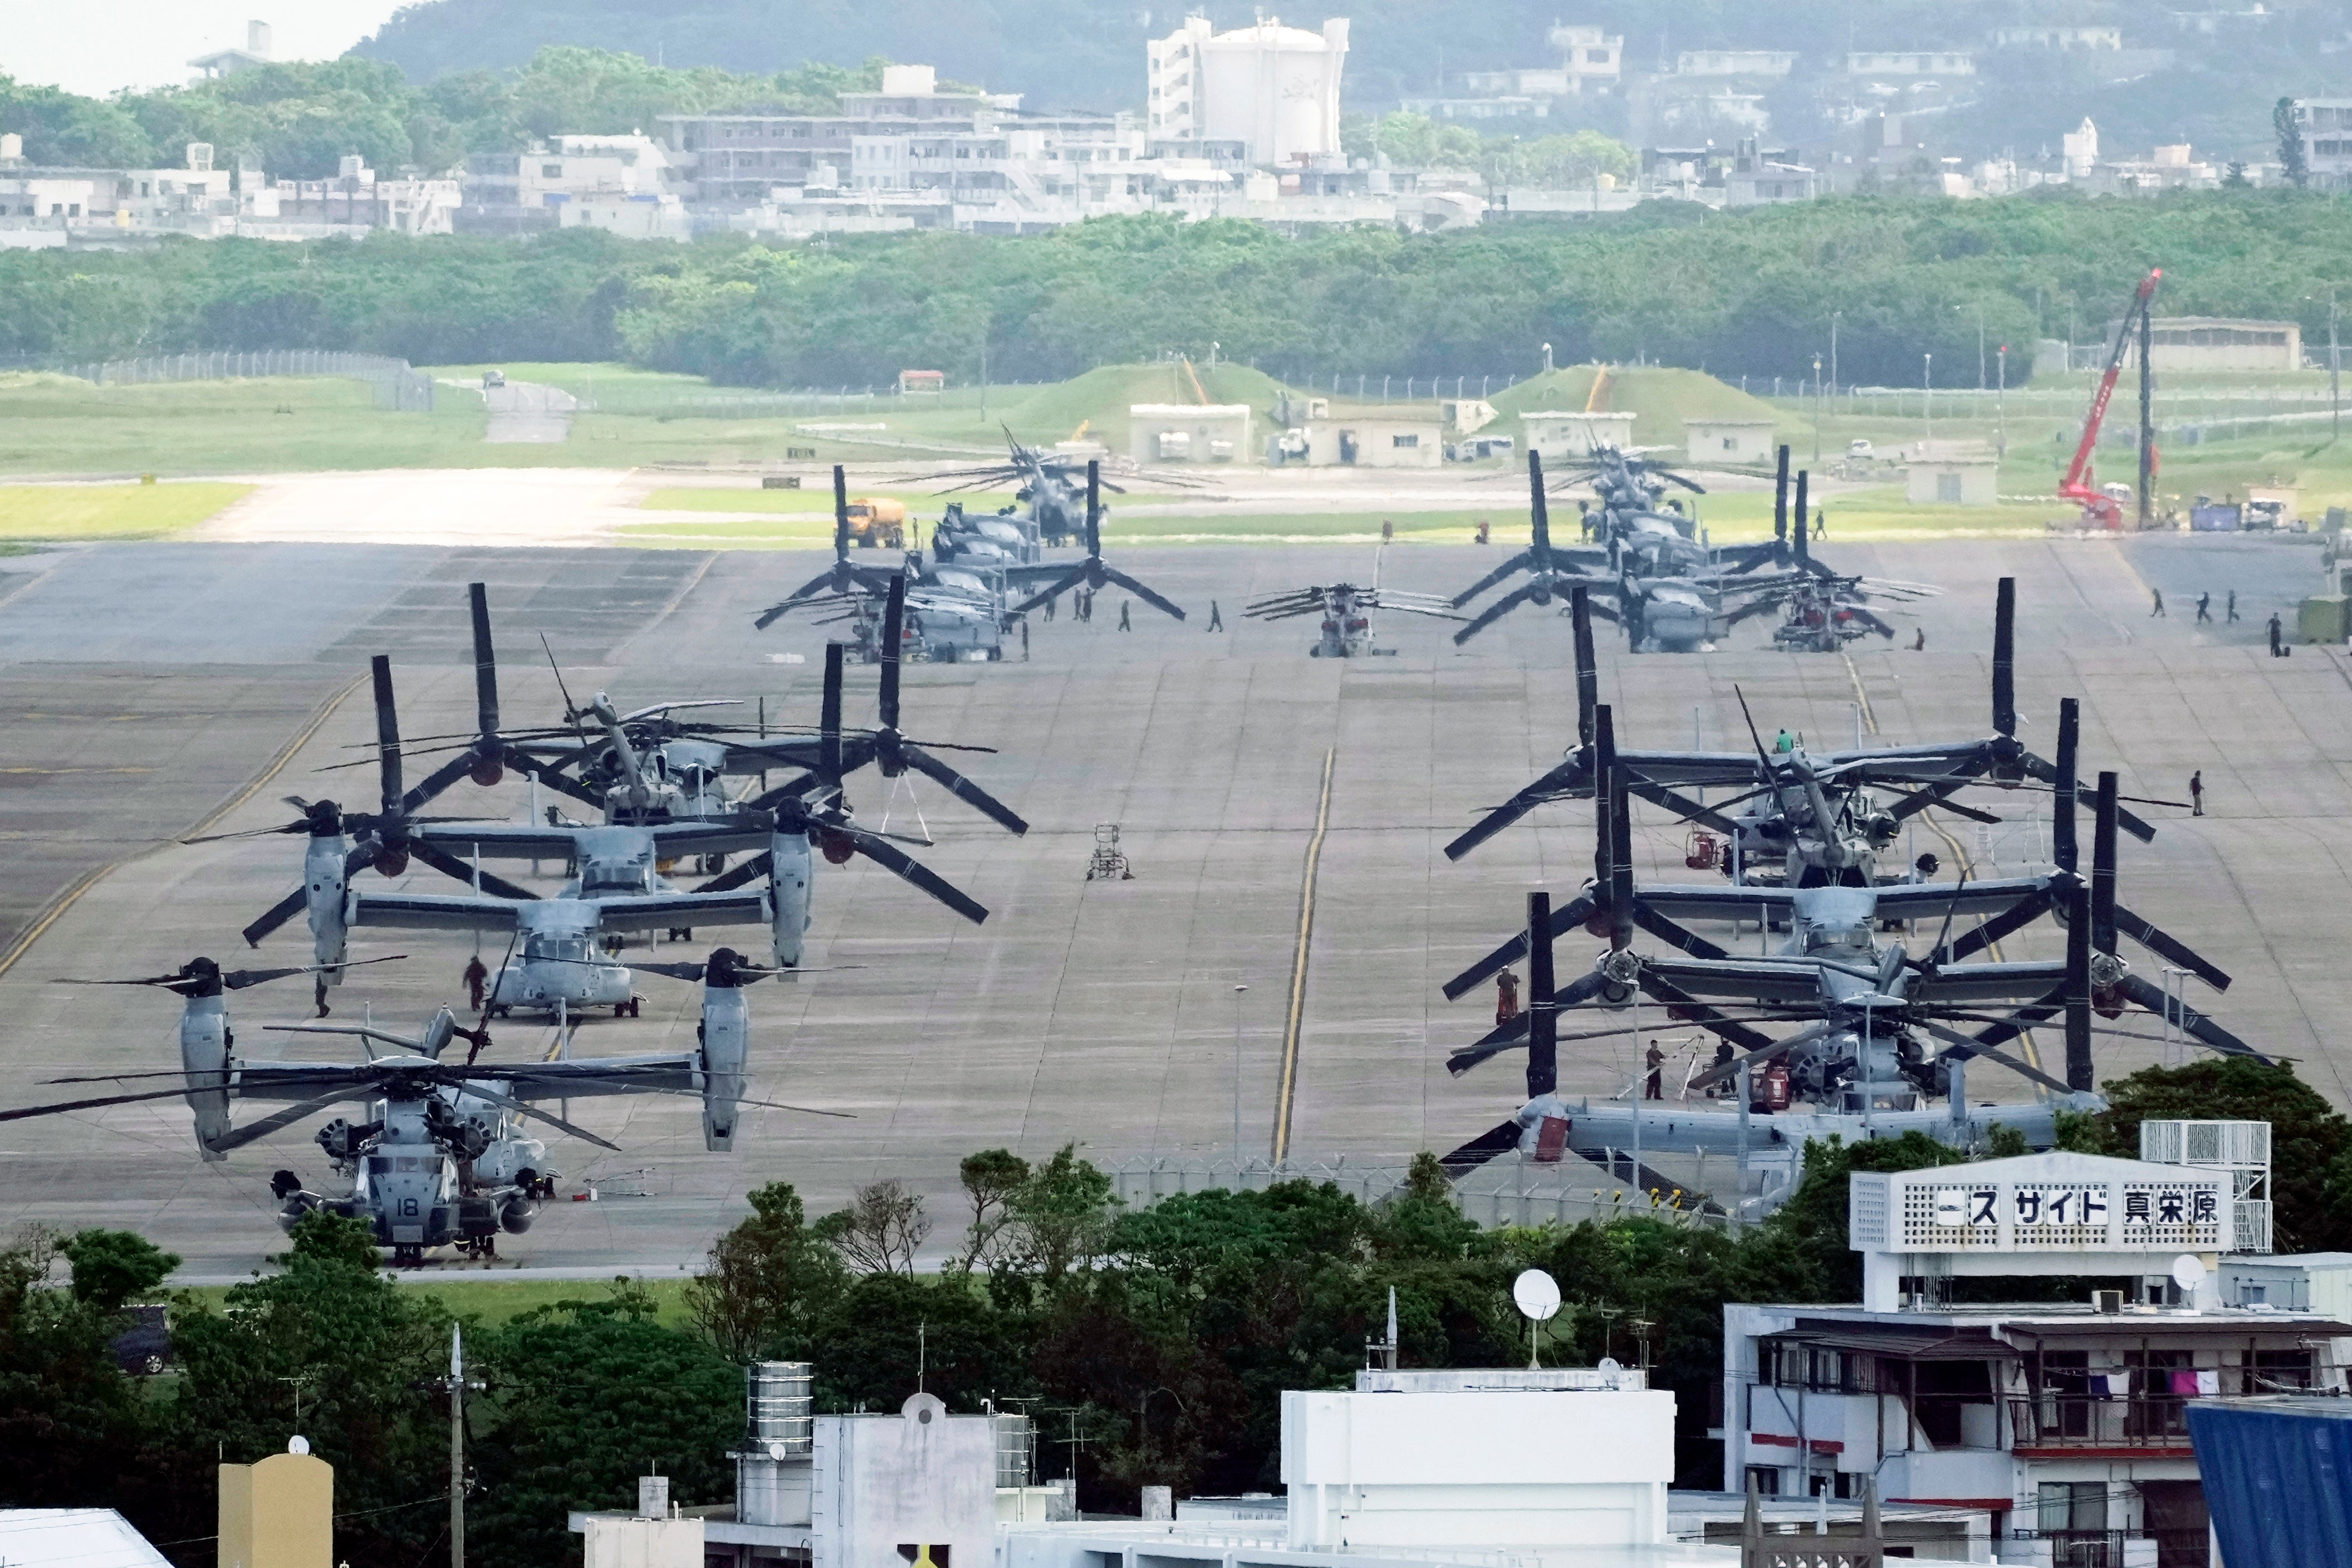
[3,1059,2350,1568]
[4,188,2352,388]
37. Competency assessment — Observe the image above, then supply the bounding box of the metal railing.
[51,350,434,411]
[2009,1396,2194,1449]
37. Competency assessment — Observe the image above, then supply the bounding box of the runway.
[0,523,2343,1278]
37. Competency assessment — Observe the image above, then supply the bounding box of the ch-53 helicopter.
[1244,543,1464,656]
[11,949,843,1264]
[1433,713,2251,1208]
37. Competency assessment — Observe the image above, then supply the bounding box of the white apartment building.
[459,132,682,234]
[2292,99,2352,190]
[1847,51,1978,77]
[1463,24,1625,97]
[1677,50,1798,77]
[1991,27,2124,50]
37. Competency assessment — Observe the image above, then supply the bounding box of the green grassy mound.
[1491,365,1788,451]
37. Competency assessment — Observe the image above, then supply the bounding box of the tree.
[953,1149,1031,1271]
[1002,1145,1118,1286]
[472,1292,742,1568]
[685,1181,847,1360]
[816,1178,932,1275]
[1519,130,1636,188]
[2277,97,2309,189]
[2074,1059,2352,1252]
[0,1230,146,1511]
[60,1229,179,1314]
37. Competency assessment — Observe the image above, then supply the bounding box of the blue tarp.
[2187,1401,2352,1568]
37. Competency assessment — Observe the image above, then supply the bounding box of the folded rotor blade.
[224,954,404,991]
[1448,970,1608,1076]
[1627,904,1731,962]
[371,655,404,816]
[1632,971,1775,1051]
[1451,581,1543,645]
[1451,549,1533,609]
[1099,566,1187,623]
[2114,973,2265,1061]
[1914,1020,2073,1095]
[209,1089,360,1152]
[2108,903,2231,992]
[459,1084,625,1151]
[697,851,775,894]
[1620,778,1742,838]
[845,832,989,924]
[1442,753,1590,861]
[755,578,837,630]
[1440,891,1598,1000]
[242,885,311,948]
[879,576,904,731]
[1685,1021,1841,1094]
[1935,889,2055,965]
[903,747,1030,836]
[1439,1118,1527,1176]
[406,840,539,902]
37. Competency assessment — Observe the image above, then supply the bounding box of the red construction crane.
[2059,268,2162,529]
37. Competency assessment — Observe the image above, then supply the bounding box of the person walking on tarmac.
[2152,587,2166,618]
[463,954,489,1012]
[2227,589,2240,622]
[2268,612,2285,656]
[1494,969,1521,1027]
[1207,600,1223,631]
[2196,592,2212,624]
[2190,770,2205,817]
[1644,1042,1665,1100]
[1118,600,1132,632]
[1020,620,1030,660]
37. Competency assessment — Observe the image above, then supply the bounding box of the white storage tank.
[1194,17,1350,165]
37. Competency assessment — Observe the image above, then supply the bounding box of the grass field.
[174,1273,695,1327]
[0,481,253,538]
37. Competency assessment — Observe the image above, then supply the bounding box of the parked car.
[482,370,507,389]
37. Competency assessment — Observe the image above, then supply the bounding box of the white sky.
[2,3,411,97]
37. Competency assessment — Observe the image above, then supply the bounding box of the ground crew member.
[1912,628,1926,651]
[2190,770,2204,816]
[1494,969,1520,1027]
[463,954,489,1012]
[1118,600,1132,632]
[2196,592,2212,623]
[1707,1042,1734,1097]
[1813,508,1827,540]
[2227,589,2239,622]
[2152,588,2165,617]
[1044,593,1056,622]
[2268,612,2285,655]
[1644,1042,1665,1100]
[1020,620,1030,660]
[1208,600,1223,631]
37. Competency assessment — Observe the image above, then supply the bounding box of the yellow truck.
[844,497,907,548]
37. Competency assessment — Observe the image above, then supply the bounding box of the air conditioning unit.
[2093,1289,2124,1315]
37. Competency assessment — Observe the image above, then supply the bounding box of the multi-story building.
[1846,51,1978,77]
[1462,24,1625,98]
[1146,16,1349,164]
[1723,1145,2347,1568]
[459,133,683,235]
[1991,27,2124,50]
[2291,99,2352,190]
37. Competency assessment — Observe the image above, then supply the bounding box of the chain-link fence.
[51,350,434,411]
[1104,1150,1727,1231]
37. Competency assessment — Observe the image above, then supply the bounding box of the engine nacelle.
[770,830,814,968]
[305,834,350,977]
[699,976,751,1152]
[498,1198,536,1234]
[179,996,233,1160]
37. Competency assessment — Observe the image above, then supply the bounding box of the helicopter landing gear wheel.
[393,1244,423,1268]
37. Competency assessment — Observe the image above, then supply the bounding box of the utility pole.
[449,1325,469,1568]
[1923,353,1933,443]
[1812,354,1824,462]
[1996,344,2008,459]
[1829,311,1840,399]
[2331,291,2341,442]
[2138,293,2155,530]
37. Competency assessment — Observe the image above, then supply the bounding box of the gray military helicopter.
[932,429,1119,548]
[14,948,841,1264]
[1244,546,1464,655]
[1430,719,2239,1161]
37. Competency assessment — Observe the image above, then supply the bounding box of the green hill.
[1490,365,1789,453]
[999,362,1290,456]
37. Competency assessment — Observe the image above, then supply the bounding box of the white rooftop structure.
[1148,16,1350,165]
[1851,1150,2246,1311]
[0,1512,175,1568]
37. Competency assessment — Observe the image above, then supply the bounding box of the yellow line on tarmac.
[1271,746,1336,1164]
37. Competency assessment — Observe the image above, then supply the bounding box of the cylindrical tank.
[746,1360,813,1453]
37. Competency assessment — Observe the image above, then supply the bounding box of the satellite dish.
[766,1440,789,1461]
[1598,1356,1622,1375]
[2172,1255,2209,1291]
[1512,1268,1563,1322]
[287,1435,311,1456]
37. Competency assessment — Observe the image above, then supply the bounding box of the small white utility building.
[1522,410,1638,460]
[1130,403,1252,463]
[1682,418,1777,465]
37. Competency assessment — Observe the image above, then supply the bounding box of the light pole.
[1962,302,1985,389]
[1923,352,1933,443]
[1812,352,1824,462]
[1829,310,1841,399]
[1996,343,2008,459]
[1232,984,1248,1162]
[2331,291,2341,441]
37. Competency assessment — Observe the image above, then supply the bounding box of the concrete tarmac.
[0,526,2343,1278]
